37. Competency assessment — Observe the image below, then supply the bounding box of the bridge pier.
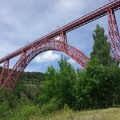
[0,60,9,85]
[0,0,120,90]
[108,8,120,60]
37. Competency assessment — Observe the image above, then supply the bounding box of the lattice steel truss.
[2,39,89,90]
[108,8,120,59]
[0,0,120,90]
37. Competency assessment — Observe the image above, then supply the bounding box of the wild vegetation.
[0,24,120,119]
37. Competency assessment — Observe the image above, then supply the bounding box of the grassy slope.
[30,107,120,120]
[1,105,120,120]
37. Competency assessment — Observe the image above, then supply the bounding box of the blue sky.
[0,0,120,72]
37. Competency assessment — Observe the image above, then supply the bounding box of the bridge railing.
[0,0,120,64]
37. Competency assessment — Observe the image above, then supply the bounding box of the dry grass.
[30,106,120,120]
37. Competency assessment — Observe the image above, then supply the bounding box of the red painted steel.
[0,0,120,90]
[108,8,120,59]
[0,60,9,84]
[2,40,89,90]
[0,0,120,64]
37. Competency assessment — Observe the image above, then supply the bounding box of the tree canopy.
[90,24,112,66]
[0,24,120,119]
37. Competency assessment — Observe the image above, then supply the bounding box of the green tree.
[90,24,112,66]
[75,25,120,110]
[0,87,18,117]
[58,56,76,107]
[38,65,58,104]
[88,25,120,107]
[38,56,76,108]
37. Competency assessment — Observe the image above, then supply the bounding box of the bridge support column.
[59,31,67,43]
[0,60,9,85]
[108,8,120,60]
[2,52,27,90]
[0,40,89,90]
[58,31,68,52]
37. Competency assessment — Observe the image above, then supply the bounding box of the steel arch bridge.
[0,0,120,90]
[0,40,89,90]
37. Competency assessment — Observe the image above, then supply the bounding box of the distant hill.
[0,66,44,85]
[0,66,44,101]
[20,71,44,85]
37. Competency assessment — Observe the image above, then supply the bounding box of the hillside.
[1,105,120,120]
[30,106,120,120]
[0,67,44,85]
[0,25,120,119]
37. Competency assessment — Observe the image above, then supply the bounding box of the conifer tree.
[90,24,112,66]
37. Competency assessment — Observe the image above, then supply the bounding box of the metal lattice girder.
[2,52,27,90]
[0,60,9,84]
[0,0,120,90]
[2,40,89,90]
[0,0,120,64]
[108,8,120,59]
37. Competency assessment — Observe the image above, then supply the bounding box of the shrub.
[40,98,60,116]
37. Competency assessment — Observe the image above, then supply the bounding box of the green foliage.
[19,105,39,119]
[0,24,120,119]
[57,56,76,107]
[38,56,76,108]
[0,87,18,118]
[37,65,57,104]
[20,71,44,85]
[0,100,10,117]
[90,24,112,66]
[39,98,60,116]
[0,98,60,120]
[74,25,120,110]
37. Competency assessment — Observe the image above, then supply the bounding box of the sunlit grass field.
[30,106,120,120]
[1,104,120,120]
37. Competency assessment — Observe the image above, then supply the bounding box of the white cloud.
[67,58,76,64]
[0,0,119,72]
[34,51,60,63]
[56,0,86,12]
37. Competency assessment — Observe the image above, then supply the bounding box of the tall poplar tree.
[90,24,112,66]
[85,24,120,108]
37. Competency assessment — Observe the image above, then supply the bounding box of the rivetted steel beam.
[0,0,120,63]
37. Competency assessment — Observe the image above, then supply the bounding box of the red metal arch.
[2,40,89,90]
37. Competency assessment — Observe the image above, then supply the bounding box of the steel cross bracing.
[0,60,9,84]
[108,8,120,59]
[2,39,89,90]
[0,0,120,64]
[0,0,120,90]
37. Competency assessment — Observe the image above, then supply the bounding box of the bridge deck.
[0,0,120,64]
